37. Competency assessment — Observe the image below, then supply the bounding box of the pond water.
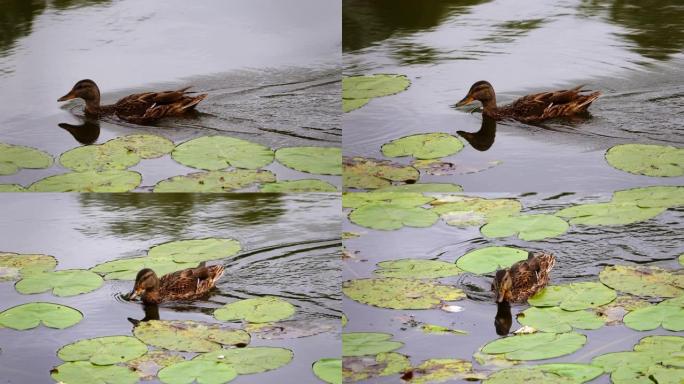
[0,193,341,383]
[0,0,341,190]
[342,191,684,383]
[343,0,684,191]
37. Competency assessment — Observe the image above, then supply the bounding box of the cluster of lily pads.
[0,135,341,192]
[0,239,341,383]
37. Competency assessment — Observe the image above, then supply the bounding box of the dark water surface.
[0,193,341,383]
[343,0,684,191]
[343,191,684,383]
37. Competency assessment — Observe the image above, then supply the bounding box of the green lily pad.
[605,143,684,177]
[481,332,587,360]
[15,269,103,296]
[343,98,370,113]
[106,134,175,159]
[172,136,274,170]
[381,133,464,160]
[90,256,198,280]
[374,259,463,279]
[343,352,410,382]
[343,157,419,190]
[624,301,684,331]
[133,320,250,352]
[599,265,684,297]
[60,143,140,172]
[613,186,684,208]
[0,302,82,330]
[244,319,338,340]
[343,278,465,309]
[0,252,57,282]
[259,179,337,192]
[342,332,403,357]
[431,196,522,227]
[275,147,341,175]
[124,351,185,380]
[28,171,142,192]
[455,246,528,275]
[148,238,241,264]
[481,214,569,241]
[421,324,468,335]
[611,365,684,384]
[51,362,138,384]
[528,282,617,311]
[154,170,276,192]
[342,192,433,209]
[214,296,295,323]
[595,295,650,325]
[158,360,237,384]
[484,363,603,384]
[349,203,438,230]
[410,359,484,384]
[58,336,148,365]
[634,335,684,355]
[194,347,293,374]
[342,314,348,327]
[0,143,52,175]
[0,184,26,192]
[555,202,664,226]
[314,358,342,384]
[680,254,684,266]
[517,307,604,332]
[343,75,410,112]
[374,183,463,193]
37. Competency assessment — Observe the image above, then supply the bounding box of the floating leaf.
[595,295,650,325]
[623,301,684,331]
[343,278,465,309]
[214,296,295,323]
[374,259,463,279]
[58,336,148,365]
[343,98,370,113]
[0,302,82,330]
[29,171,141,192]
[133,320,250,352]
[613,185,684,208]
[60,143,140,172]
[314,358,342,384]
[195,347,293,374]
[455,246,528,275]
[481,332,586,360]
[342,314,348,327]
[275,147,341,175]
[343,75,410,112]
[343,192,433,209]
[154,170,275,192]
[556,202,664,226]
[599,265,684,298]
[481,214,569,241]
[172,136,274,170]
[15,269,103,296]
[343,352,410,382]
[0,252,57,282]
[431,196,521,227]
[0,184,25,192]
[484,363,603,384]
[343,332,403,357]
[51,362,138,384]
[124,351,184,380]
[158,360,237,384]
[374,183,463,193]
[343,157,419,190]
[106,134,175,159]
[413,159,502,176]
[605,143,684,177]
[410,359,484,384]
[381,133,464,160]
[149,238,241,264]
[517,307,604,332]
[0,143,52,175]
[528,282,617,311]
[349,203,438,230]
[421,324,468,335]
[90,256,198,280]
[259,179,337,192]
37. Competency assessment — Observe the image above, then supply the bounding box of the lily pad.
[0,302,82,330]
[29,170,142,192]
[0,184,25,192]
[60,143,140,172]
[409,359,484,384]
[342,192,433,209]
[484,363,603,384]
[51,362,138,384]
[481,332,587,360]
[148,238,241,264]
[431,196,522,227]
[481,214,569,241]
[374,183,463,193]
[172,136,274,170]
[455,246,528,275]
[343,75,410,112]
[106,134,175,159]
[517,307,604,332]
[0,252,57,282]
[594,295,650,325]
[605,143,684,177]
[15,269,103,296]
[124,351,184,380]
[623,301,684,331]
[158,360,237,384]
[243,319,337,340]
[528,282,617,311]
[314,358,342,384]
[0,143,52,175]
[349,203,438,230]
[343,98,370,113]
[194,346,293,374]
[421,324,468,335]
[214,296,295,323]
[90,256,198,281]
[343,278,465,309]
[154,170,276,192]
[58,336,148,365]
[133,320,250,352]
[343,157,419,190]
[343,332,403,357]
[599,265,684,298]
[259,179,337,192]
[613,185,684,208]
[381,133,464,160]
[413,159,502,176]
[343,352,410,382]
[374,259,463,279]
[555,202,664,226]
[274,147,341,175]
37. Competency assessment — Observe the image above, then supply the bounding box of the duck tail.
[574,91,601,112]
[180,93,207,111]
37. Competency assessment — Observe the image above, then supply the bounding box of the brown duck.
[456,81,601,123]
[58,79,207,125]
[492,251,556,304]
[128,265,224,305]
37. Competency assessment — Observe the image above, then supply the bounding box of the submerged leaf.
[343,157,419,190]
[124,350,185,380]
[259,179,337,192]
[374,259,463,279]
[342,192,433,209]
[599,265,684,298]
[374,183,463,193]
[431,196,521,227]
[0,302,82,330]
[343,352,410,382]
[214,296,295,323]
[381,133,464,160]
[0,252,57,282]
[409,359,484,384]
[343,278,464,309]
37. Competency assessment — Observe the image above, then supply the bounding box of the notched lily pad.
[421,324,468,335]
[0,252,57,282]
[481,214,569,241]
[133,320,250,352]
[28,170,142,192]
[484,363,603,384]
[343,278,465,309]
[158,360,237,384]
[51,362,138,384]
[599,265,684,298]
[343,332,403,357]
[456,246,528,275]
[148,238,241,264]
[60,143,140,172]
[314,358,342,384]
[0,302,82,330]
[413,159,502,175]
[528,282,617,311]
[259,179,337,192]
[343,74,410,112]
[172,136,274,170]
[374,259,463,279]
[90,256,198,281]
[431,196,521,227]
[349,203,438,230]
[613,185,684,208]
[106,134,175,159]
[556,202,664,226]
[343,157,419,190]
[623,300,684,331]
[517,307,604,333]
[214,296,295,323]
[154,170,276,192]
[0,184,25,192]
[58,336,148,365]
[605,143,684,177]
[124,350,184,380]
[381,133,464,160]
[0,142,52,175]
[15,269,103,296]
[194,346,293,374]
[275,146,341,175]
[408,359,484,384]
[481,332,587,360]
[343,352,410,382]
[595,295,650,325]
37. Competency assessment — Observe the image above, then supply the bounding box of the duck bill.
[455,95,474,107]
[127,290,140,301]
[58,91,76,102]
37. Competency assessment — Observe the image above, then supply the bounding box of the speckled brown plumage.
[130,265,224,305]
[492,251,556,304]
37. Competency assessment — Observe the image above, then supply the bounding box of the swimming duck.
[128,265,224,305]
[456,81,601,123]
[58,79,207,125]
[492,251,556,304]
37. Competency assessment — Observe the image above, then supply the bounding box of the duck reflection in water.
[128,304,160,325]
[494,301,512,335]
[58,117,100,145]
[457,115,496,152]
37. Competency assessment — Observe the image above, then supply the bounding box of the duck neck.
[481,94,497,112]
[141,288,161,305]
[84,96,101,116]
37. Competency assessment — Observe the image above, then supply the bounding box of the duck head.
[58,79,101,114]
[456,80,496,108]
[129,268,161,303]
[492,269,513,303]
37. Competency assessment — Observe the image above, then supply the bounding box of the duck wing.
[159,265,224,301]
[113,87,208,125]
[507,85,601,123]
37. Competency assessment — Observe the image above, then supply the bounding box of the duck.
[58,79,207,125]
[128,265,224,305]
[455,81,601,123]
[492,251,556,304]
